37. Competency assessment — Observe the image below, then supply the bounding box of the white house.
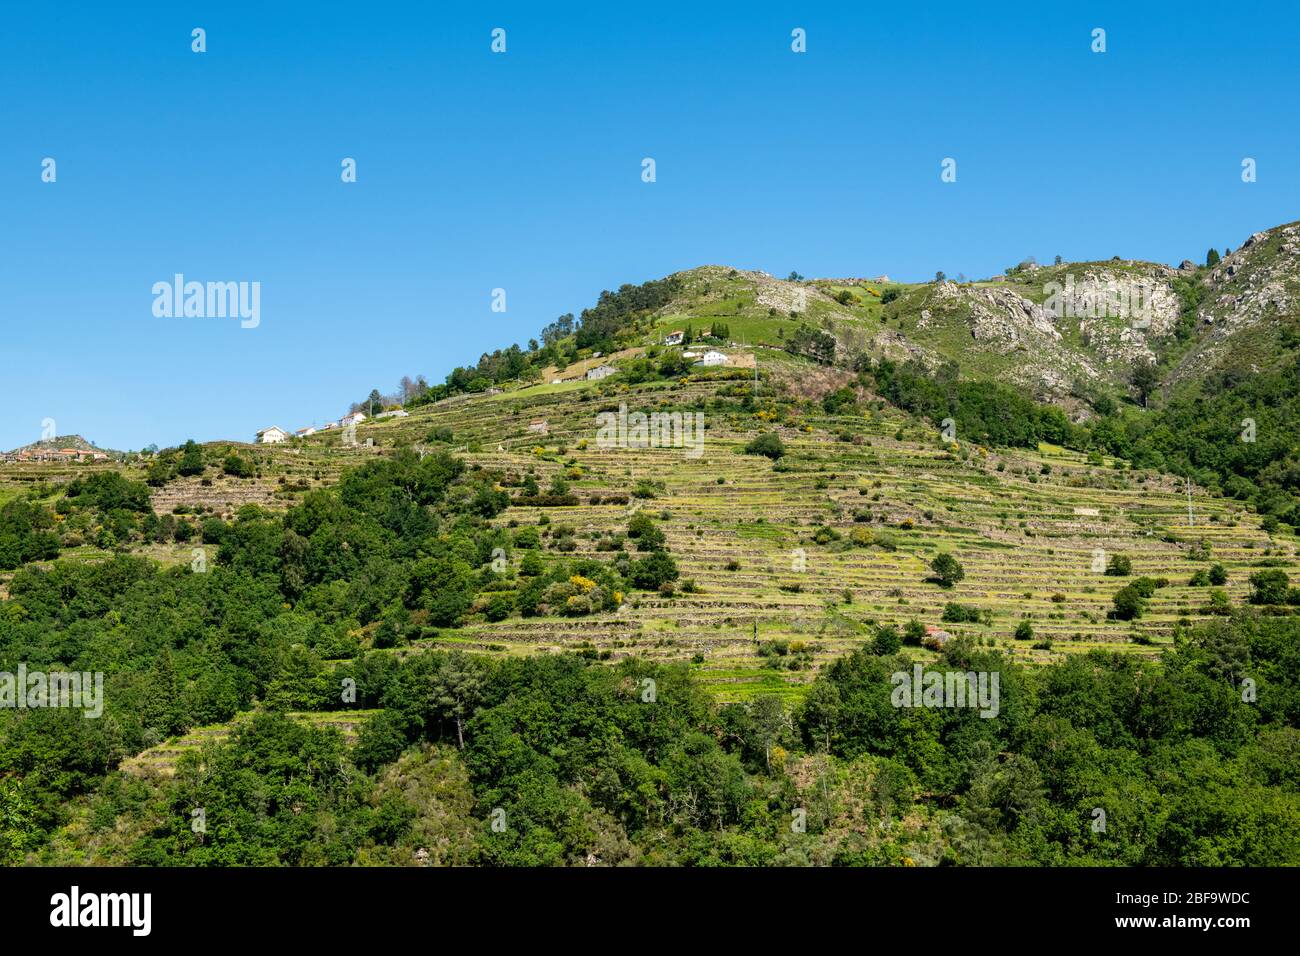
[340,412,367,426]
[696,350,728,367]
[295,426,317,438]
[664,329,685,346]
[257,426,289,444]
[586,364,616,381]
[319,421,338,431]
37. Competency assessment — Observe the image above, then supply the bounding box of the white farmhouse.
[696,350,728,367]
[586,364,616,381]
[664,329,685,346]
[340,412,367,426]
[295,426,317,438]
[257,426,289,444]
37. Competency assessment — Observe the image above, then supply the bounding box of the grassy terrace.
[7,369,1295,704]
[355,374,1296,701]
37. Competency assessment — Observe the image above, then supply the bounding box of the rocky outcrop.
[1168,221,1300,384]
[922,282,1061,351]
[914,281,1102,397]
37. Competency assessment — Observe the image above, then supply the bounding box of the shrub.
[941,602,981,623]
[1130,576,1160,598]
[1249,569,1290,605]
[903,619,926,645]
[628,551,679,590]
[744,433,786,460]
[484,592,514,622]
[222,454,254,478]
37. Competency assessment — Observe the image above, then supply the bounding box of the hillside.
[7,222,1300,688]
[553,219,1299,415]
[7,359,1294,697]
[5,223,1300,869]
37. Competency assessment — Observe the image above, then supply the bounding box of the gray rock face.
[929,281,1062,350]
[1168,222,1300,386]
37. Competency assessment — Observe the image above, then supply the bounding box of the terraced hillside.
[387,374,1297,698]
[5,225,1297,707]
[8,232,1300,871]
[31,362,1278,712]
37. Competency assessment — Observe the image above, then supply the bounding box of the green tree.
[1112,584,1143,620]
[930,553,965,588]
[430,653,485,749]
[1105,554,1133,577]
[874,624,901,655]
[0,780,40,866]
[177,440,205,477]
[1130,362,1159,407]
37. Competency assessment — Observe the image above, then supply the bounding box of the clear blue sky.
[2,1,1297,451]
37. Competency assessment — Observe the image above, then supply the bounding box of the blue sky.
[1,1,1297,451]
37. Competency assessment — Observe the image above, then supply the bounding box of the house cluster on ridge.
[1,446,109,463]
[259,407,404,445]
